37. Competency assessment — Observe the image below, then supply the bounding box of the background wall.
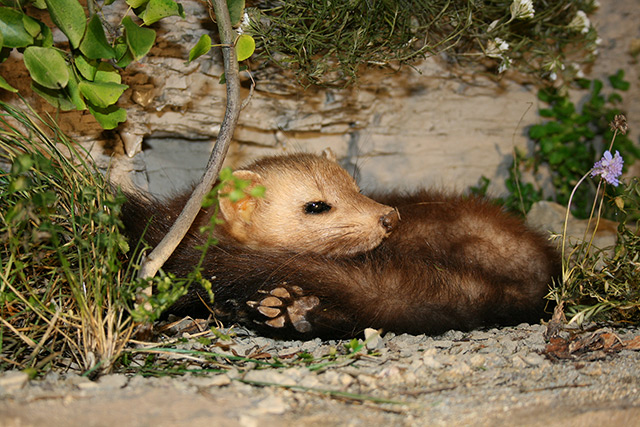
[1,1,638,197]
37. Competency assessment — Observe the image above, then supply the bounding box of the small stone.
[469,354,486,369]
[423,355,443,369]
[511,355,528,369]
[522,353,545,367]
[256,396,288,414]
[364,328,383,350]
[449,362,472,376]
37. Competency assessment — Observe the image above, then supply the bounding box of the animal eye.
[304,201,332,214]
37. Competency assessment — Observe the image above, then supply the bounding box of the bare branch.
[138,0,242,281]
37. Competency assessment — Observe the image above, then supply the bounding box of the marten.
[121,151,561,339]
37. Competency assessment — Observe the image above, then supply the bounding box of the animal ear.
[321,148,337,163]
[218,170,264,228]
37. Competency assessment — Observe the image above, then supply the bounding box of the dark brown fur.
[121,154,560,339]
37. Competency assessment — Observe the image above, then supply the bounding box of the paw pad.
[248,286,319,333]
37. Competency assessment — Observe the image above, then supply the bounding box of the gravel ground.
[1,322,639,426]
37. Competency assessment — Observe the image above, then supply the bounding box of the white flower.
[487,19,500,33]
[569,10,591,34]
[237,12,252,34]
[486,38,510,58]
[498,58,512,73]
[570,63,585,79]
[510,0,535,20]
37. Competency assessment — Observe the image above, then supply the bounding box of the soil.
[1,323,639,426]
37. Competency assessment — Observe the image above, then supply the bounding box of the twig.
[138,0,242,281]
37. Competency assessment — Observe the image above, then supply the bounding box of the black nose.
[380,209,399,232]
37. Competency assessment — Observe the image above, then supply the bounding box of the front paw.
[247,285,319,333]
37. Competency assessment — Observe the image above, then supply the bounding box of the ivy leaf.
[187,34,211,64]
[23,46,69,89]
[126,0,149,8]
[35,21,53,47]
[0,74,18,92]
[140,0,185,25]
[122,16,156,61]
[66,71,87,110]
[608,70,630,91]
[22,14,42,38]
[226,0,245,26]
[74,55,98,81]
[80,14,116,60]
[0,7,34,48]
[235,34,254,61]
[113,40,134,67]
[87,103,127,129]
[31,82,76,110]
[44,0,86,49]
[94,62,122,84]
[78,80,128,108]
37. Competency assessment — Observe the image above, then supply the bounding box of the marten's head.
[218,151,398,256]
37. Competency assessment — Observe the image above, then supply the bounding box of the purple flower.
[591,150,624,186]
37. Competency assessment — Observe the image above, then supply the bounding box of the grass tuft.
[246,0,600,86]
[0,101,136,375]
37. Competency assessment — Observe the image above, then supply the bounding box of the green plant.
[0,0,186,128]
[0,100,137,374]
[245,0,600,86]
[508,71,640,218]
[550,118,640,326]
[0,0,255,130]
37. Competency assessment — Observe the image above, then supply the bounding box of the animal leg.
[247,285,320,333]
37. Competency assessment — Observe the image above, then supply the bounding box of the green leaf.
[187,33,211,64]
[591,79,603,96]
[31,82,76,110]
[80,14,116,60]
[126,0,149,8]
[86,103,127,129]
[66,70,86,109]
[78,80,128,108]
[94,62,122,83]
[11,153,34,174]
[22,14,41,38]
[44,0,86,49]
[23,46,69,89]
[0,7,34,48]
[0,73,17,92]
[227,0,245,26]
[114,40,134,67]
[538,108,554,118]
[609,70,630,91]
[74,55,97,80]
[122,16,156,61]
[528,124,546,140]
[140,0,185,25]
[35,22,53,47]
[235,34,254,61]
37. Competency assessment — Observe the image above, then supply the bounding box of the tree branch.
[138,0,241,281]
